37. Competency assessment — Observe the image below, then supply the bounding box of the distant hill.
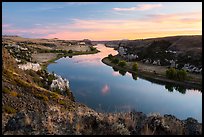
[105,35,202,67]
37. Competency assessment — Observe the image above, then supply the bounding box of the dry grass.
[141,124,156,135]
[3,105,17,114]
[10,91,18,97]
[32,53,58,63]
[34,93,49,102]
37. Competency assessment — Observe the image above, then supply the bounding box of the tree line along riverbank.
[102,55,202,90]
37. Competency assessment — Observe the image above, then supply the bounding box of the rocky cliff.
[2,47,202,135]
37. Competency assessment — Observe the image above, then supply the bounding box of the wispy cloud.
[66,2,101,6]
[3,11,201,40]
[2,24,11,28]
[146,12,202,23]
[113,4,162,11]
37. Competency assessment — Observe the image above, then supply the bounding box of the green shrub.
[132,63,138,72]
[166,68,187,81]
[3,87,10,94]
[68,50,73,54]
[166,68,177,79]
[108,54,113,60]
[177,69,187,81]
[3,106,17,114]
[90,46,96,51]
[59,100,66,105]
[111,58,119,64]
[118,60,126,67]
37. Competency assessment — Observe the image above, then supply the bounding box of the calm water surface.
[48,44,202,122]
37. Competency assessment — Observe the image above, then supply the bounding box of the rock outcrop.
[50,74,69,91]
[18,62,41,71]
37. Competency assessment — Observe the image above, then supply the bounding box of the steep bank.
[102,57,202,90]
[2,48,202,135]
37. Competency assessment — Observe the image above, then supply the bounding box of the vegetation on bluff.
[166,68,187,81]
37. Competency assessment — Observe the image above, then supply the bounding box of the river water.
[47,44,202,122]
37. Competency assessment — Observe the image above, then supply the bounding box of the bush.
[3,87,10,94]
[59,100,66,105]
[166,68,177,79]
[111,58,119,64]
[108,54,113,60]
[132,63,138,72]
[68,50,73,54]
[166,68,187,81]
[118,60,126,67]
[90,46,96,51]
[3,106,17,114]
[177,69,187,81]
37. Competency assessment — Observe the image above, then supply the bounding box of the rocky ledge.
[2,103,202,135]
[18,62,41,71]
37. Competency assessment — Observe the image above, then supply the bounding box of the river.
[47,44,202,122]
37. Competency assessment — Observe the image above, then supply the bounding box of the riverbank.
[102,57,202,90]
[38,49,100,70]
[2,46,202,135]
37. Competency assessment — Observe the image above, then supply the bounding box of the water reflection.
[66,45,118,66]
[138,74,199,95]
[119,70,127,76]
[112,66,119,72]
[101,84,110,95]
[112,71,120,76]
[132,73,138,80]
[48,44,202,122]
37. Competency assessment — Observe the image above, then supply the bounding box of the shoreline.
[102,57,202,90]
[40,49,100,70]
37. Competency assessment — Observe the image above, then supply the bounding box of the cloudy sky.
[2,2,202,40]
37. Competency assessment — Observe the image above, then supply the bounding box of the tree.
[132,63,138,72]
[108,54,113,60]
[166,67,177,79]
[118,60,126,67]
[111,58,119,64]
[177,69,187,81]
[68,50,73,54]
[132,73,138,80]
[166,68,187,81]
[90,46,96,51]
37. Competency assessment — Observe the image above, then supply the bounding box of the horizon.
[2,2,202,41]
[2,34,202,41]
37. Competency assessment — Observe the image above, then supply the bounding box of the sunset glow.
[2,2,202,40]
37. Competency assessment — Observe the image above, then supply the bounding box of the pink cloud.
[2,24,11,28]
[101,84,110,95]
[113,4,162,11]
[3,11,201,40]
[146,12,202,23]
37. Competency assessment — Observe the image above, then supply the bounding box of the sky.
[2,2,202,41]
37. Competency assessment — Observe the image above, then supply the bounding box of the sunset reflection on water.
[65,44,118,66]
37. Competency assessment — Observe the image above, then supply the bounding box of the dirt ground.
[32,53,58,63]
[55,45,90,52]
[130,61,202,82]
